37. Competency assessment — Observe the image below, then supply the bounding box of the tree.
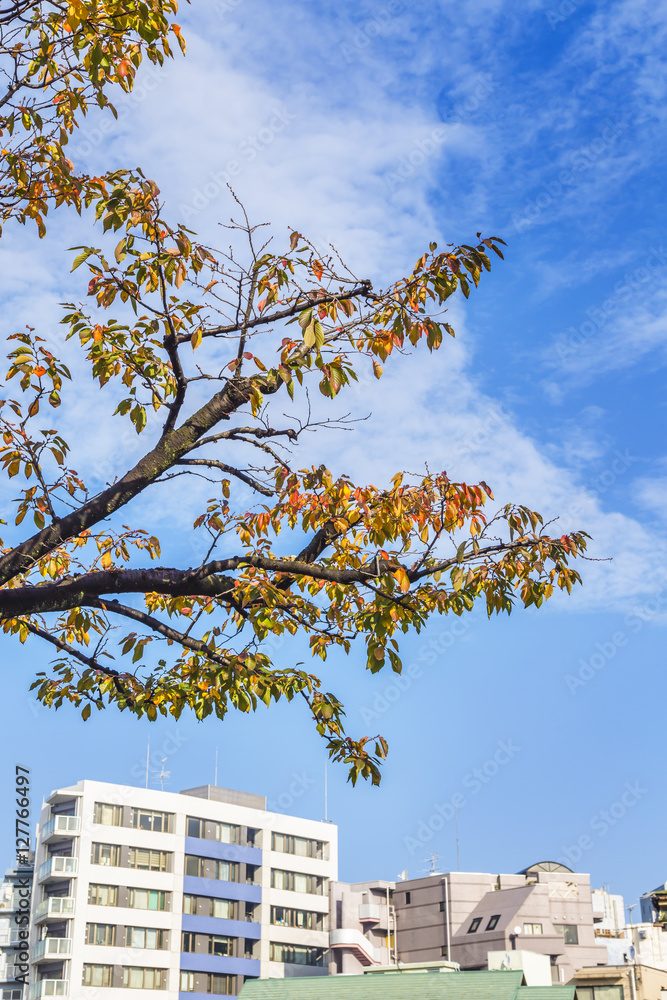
[0,2,587,784]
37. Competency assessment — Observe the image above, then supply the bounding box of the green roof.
[238,970,574,1000]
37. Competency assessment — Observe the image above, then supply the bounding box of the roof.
[239,971,575,1000]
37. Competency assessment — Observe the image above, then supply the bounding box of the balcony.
[38,857,77,882]
[35,897,75,921]
[359,903,382,923]
[42,816,80,842]
[28,981,69,1000]
[33,938,72,961]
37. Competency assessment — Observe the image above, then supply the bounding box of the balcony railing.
[33,938,72,961]
[28,981,69,999]
[38,857,77,881]
[35,897,75,920]
[42,816,80,841]
[0,929,22,945]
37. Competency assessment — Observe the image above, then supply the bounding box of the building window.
[127,928,166,950]
[441,946,448,956]
[208,936,235,957]
[89,884,118,906]
[270,906,322,930]
[131,809,172,833]
[576,988,623,1000]
[523,922,543,935]
[405,892,411,904]
[206,975,233,995]
[122,968,166,990]
[94,803,123,826]
[270,869,324,895]
[439,901,445,912]
[184,855,238,881]
[128,888,168,911]
[486,914,501,931]
[269,942,325,967]
[183,895,237,919]
[271,833,325,859]
[91,843,120,867]
[181,932,196,953]
[186,817,239,843]
[468,917,482,933]
[86,923,116,946]
[128,848,169,872]
[558,924,579,945]
[179,972,195,993]
[83,965,113,987]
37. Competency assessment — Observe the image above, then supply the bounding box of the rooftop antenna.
[214,747,218,787]
[157,757,171,792]
[145,735,150,790]
[324,764,328,823]
[421,852,444,875]
[455,802,460,872]
[397,869,408,881]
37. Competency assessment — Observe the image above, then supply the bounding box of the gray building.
[332,862,608,983]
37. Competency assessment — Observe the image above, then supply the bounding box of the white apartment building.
[29,780,337,1000]
[1,865,34,1000]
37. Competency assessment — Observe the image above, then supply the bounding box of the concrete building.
[29,780,337,1000]
[1,864,34,1000]
[328,880,394,972]
[571,963,667,1000]
[387,863,607,982]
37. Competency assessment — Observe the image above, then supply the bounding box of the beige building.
[331,862,608,983]
[572,963,667,1000]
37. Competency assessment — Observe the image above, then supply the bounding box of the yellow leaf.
[191,328,202,350]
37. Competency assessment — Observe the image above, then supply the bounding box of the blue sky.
[1,0,666,915]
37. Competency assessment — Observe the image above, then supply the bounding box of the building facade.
[332,863,608,982]
[29,780,337,1000]
[1,864,34,1000]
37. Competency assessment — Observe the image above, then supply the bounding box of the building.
[29,780,337,1000]
[329,880,395,972]
[640,884,667,925]
[1,863,34,1000]
[237,966,577,999]
[571,963,667,1000]
[331,863,607,982]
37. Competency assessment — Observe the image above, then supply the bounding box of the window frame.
[468,917,483,933]
[85,923,116,946]
[91,842,120,867]
[88,884,118,907]
[128,847,170,872]
[122,967,167,990]
[82,964,113,988]
[128,888,169,911]
[94,803,123,826]
[131,808,172,833]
